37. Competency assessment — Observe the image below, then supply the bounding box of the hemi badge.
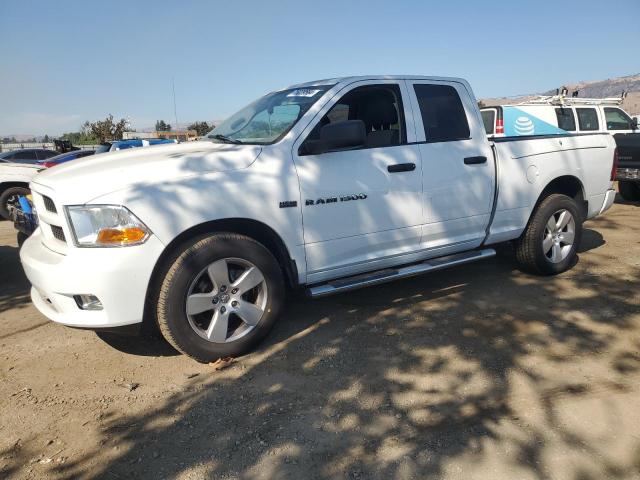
[279,201,297,208]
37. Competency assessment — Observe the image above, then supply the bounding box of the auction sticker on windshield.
[287,89,322,97]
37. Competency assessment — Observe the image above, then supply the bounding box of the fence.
[0,143,99,152]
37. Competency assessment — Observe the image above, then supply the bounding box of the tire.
[618,181,640,201]
[156,232,285,363]
[515,194,583,275]
[0,186,30,220]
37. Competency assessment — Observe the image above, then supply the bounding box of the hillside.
[483,73,640,115]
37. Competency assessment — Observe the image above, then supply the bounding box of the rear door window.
[576,108,599,131]
[604,108,632,130]
[413,84,470,142]
[481,110,495,134]
[555,108,576,131]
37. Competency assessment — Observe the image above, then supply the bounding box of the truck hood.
[31,141,262,204]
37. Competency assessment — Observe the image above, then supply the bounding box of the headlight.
[65,205,151,247]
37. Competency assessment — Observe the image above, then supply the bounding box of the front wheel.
[515,194,583,275]
[156,233,285,363]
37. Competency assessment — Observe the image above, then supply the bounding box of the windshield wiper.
[208,134,243,144]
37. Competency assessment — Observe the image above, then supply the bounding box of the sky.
[0,0,638,136]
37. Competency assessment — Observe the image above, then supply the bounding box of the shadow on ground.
[95,332,180,358]
[1,200,639,479]
[578,228,605,252]
[0,245,31,314]
[2,225,632,480]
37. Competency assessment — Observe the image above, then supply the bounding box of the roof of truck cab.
[285,75,469,89]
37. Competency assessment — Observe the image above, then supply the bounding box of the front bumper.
[20,228,165,328]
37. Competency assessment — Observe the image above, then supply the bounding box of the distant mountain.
[541,74,640,98]
[0,134,51,143]
[482,73,640,115]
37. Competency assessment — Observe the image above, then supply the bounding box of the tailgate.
[614,133,640,169]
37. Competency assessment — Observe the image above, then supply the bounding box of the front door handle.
[387,163,416,173]
[464,156,487,165]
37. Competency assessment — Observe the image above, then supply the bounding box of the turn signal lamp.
[97,227,148,245]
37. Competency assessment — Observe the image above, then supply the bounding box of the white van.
[481,96,639,137]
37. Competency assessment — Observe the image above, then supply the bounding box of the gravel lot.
[1,195,639,480]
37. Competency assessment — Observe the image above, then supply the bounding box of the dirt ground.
[1,195,639,480]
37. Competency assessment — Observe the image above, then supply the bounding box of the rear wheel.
[515,194,582,275]
[0,186,29,220]
[618,181,640,201]
[156,233,285,363]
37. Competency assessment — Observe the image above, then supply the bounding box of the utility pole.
[172,78,178,130]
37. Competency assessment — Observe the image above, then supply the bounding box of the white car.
[0,162,43,219]
[20,75,617,362]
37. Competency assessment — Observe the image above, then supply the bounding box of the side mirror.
[300,120,366,155]
[632,117,639,130]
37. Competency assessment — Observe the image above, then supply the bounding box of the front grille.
[50,225,66,242]
[616,168,640,180]
[43,195,57,213]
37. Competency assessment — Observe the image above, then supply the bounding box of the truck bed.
[486,132,615,245]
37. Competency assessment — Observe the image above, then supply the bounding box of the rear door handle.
[464,156,487,165]
[387,163,416,173]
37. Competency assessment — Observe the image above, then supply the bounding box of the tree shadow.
[2,143,635,478]
[25,243,639,480]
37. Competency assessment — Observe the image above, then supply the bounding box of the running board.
[307,248,496,298]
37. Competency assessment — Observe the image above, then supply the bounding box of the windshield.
[207,85,333,144]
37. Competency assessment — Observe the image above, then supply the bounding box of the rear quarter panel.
[486,134,615,244]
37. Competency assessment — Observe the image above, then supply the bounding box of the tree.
[187,121,212,136]
[155,120,171,132]
[44,134,50,142]
[61,130,97,145]
[83,114,127,143]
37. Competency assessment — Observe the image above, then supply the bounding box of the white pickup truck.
[20,75,617,362]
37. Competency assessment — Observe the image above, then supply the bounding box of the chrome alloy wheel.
[543,209,575,263]
[185,258,268,343]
